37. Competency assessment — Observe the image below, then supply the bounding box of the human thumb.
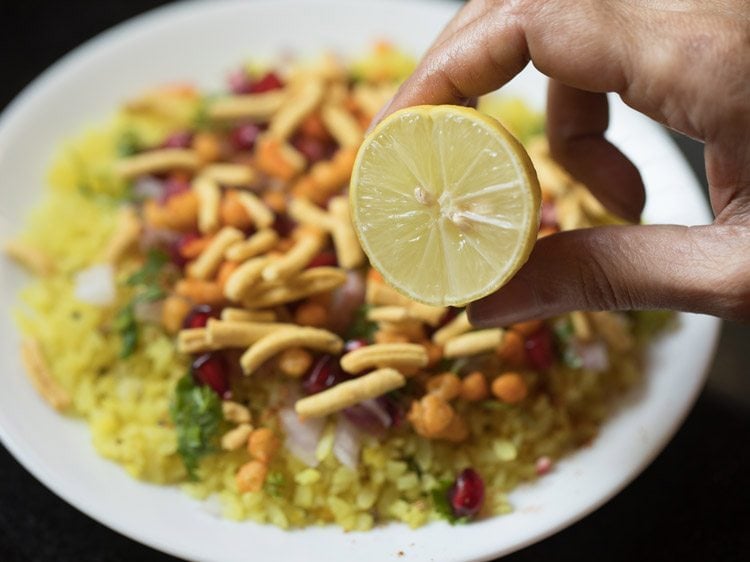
[467,224,750,325]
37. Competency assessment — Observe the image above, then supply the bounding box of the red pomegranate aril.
[307,251,338,269]
[525,325,555,371]
[230,123,262,152]
[250,71,284,93]
[159,177,190,205]
[302,354,348,395]
[161,131,193,149]
[540,200,558,230]
[227,68,253,94]
[170,232,199,268]
[272,214,297,238]
[535,456,553,475]
[378,394,405,428]
[343,339,368,353]
[292,135,330,165]
[437,307,461,329]
[192,352,230,397]
[449,468,485,519]
[343,398,391,437]
[183,304,216,330]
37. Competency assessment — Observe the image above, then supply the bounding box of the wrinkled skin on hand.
[373,0,750,323]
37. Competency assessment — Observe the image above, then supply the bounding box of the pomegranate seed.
[183,304,216,330]
[343,398,391,436]
[302,354,348,395]
[159,177,190,205]
[230,123,262,152]
[161,131,193,149]
[427,307,461,338]
[437,307,461,329]
[535,456,553,475]
[250,71,284,93]
[292,135,332,165]
[307,251,338,269]
[272,214,297,238]
[379,394,405,428]
[192,352,230,397]
[343,339,368,353]
[525,325,555,371]
[449,468,485,519]
[170,232,199,268]
[227,68,253,94]
[540,200,558,230]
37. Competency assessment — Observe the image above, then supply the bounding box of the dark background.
[0,1,747,561]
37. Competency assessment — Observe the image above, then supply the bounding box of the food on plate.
[350,105,540,306]
[4,44,672,530]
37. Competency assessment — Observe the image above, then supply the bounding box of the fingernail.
[467,282,539,327]
[366,96,394,135]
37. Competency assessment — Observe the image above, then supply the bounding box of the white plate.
[0,1,720,561]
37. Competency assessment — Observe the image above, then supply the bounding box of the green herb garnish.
[116,130,141,157]
[126,248,169,287]
[169,373,223,480]
[114,303,138,359]
[403,455,423,478]
[438,357,469,375]
[115,249,170,357]
[553,318,582,369]
[191,95,217,131]
[345,304,377,341]
[264,471,286,498]
[430,479,468,525]
[480,400,509,412]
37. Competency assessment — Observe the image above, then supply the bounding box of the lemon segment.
[350,105,541,307]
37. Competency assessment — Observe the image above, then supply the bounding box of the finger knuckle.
[579,254,633,310]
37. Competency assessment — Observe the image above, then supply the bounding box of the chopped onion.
[333,415,362,469]
[328,270,365,334]
[278,407,325,467]
[133,299,164,324]
[74,263,116,306]
[575,340,610,372]
[139,227,180,254]
[132,176,164,200]
[200,494,223,518]
[342,397,391,436]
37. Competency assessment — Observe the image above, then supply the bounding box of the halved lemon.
[350,105,541,307]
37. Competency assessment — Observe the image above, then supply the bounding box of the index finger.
[374,0,631,124]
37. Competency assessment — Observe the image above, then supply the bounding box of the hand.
[373,0,750,323]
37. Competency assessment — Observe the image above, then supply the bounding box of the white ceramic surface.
[0,1,720,561]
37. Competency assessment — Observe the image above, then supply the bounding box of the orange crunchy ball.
[491,372,528,404]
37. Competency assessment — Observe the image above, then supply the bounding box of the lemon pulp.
[350,105,541,307]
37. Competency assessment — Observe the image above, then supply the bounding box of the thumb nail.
[467,281,540,327]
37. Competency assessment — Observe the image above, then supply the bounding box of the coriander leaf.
[169,373,223,480]
[264,471,285,498]
[561,347,583,369]
[430,478,469,525]
[126,248,169,287]
[135,285,167,303]
[552,318,574,341]
[117,130,141,157]
[481,400,509,412]
[115,248,169,358]
[403,455,423,478]
[345,304,377,341]
[553,318,582,369]
[191,95,217,131]
[114,303,138,358]
[438,357,469,375]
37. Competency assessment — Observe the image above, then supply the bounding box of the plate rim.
[0,1,721,561]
